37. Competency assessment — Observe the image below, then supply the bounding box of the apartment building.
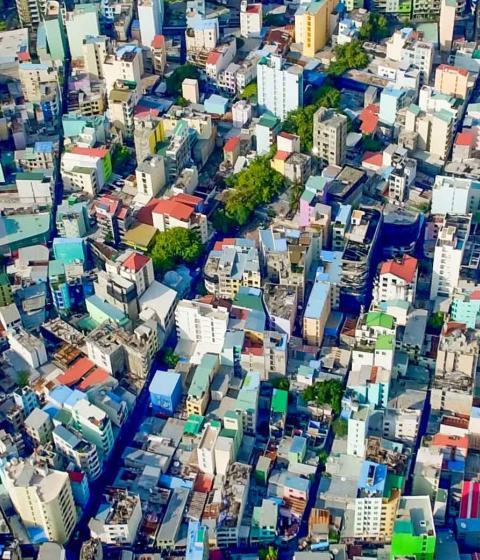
[175,298,229,347]
[303,272,331,347]
[434,64,472,100]
[294,0,336,56]
[72,399,115,458]
[430,215,471,300]
[89,489,142,545]
[135,156,166,196]
[7,328,47,369]
[240,0,262,38]
[138,0,163,48]
[373,255,418,304]
[257,54,303,120]
[197,422,221,474]
[204,238,261,299]
[312,107,347,166]
[186,353,219,415]
[1,459,77,544]
[152,193,208,244]
[432,176,480,216]
[52,424,102,481]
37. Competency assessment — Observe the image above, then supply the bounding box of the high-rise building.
[257,54,303,121]
[240,0,262,38]
[65,4,100,61]
[175,298,229,346]
[16,0,46,28]
[430,215,471,300]
[1,459,77,544]
[43,1,68,62]
[138,0,164,48]
[294,0,336,57]
[439,0,456,51]
[312,107,347,166]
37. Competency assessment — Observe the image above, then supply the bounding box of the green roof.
[184,414,204,435]
[233,290,265,312]
[366,311,394,330]
[436,109,453,124]
[376,334,394,351]
[408,104,420,115]
[0,273,9,286]
[271,388,288,414]
[258,112,279,129]
[16,171,47,180]
[188,354,217,398]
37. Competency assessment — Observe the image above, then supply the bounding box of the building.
[52,425,102,481]
[430,215,471,300]
[439,0,456,51]
[186,521,209,560]
[347,404,371,457]
[7,328,47,369]
[1,459,77,544]
[303,272,331,346]
[136,156,166,197]
[391,496,436,560]
[431,176,480,216]
[175,298,228,348]
[182,78,199,104]
[72,399,114,458]
[197,422,221,474]
[374,255,418,304]
[25,408,53,446]
[257,54,303,120]
[294,0,336,57]
[255,112,281,155]
[94,194,132,247]
[450,290,480,329]
[186,353,219,416]
[354,461,399,542]
[61,146,112,196]
[152,194,208,244]
[89,489,142,545]
[65,4,100,60]
[313,108,347,166]
[56,199,89,238]
[44,1,68,62]
[149,370,182,415]
[204,238,261,299]
[240,1,262,38]
[434,64,472,100]
[340,207,382,312]
[151,34,167,76]
[138,0,163,49]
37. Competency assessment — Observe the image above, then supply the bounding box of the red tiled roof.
[456,131,474,146]
[69,471,85,483]
[78,368,109,391]
[136,198,158,226]
[58,357,95,386]
[151,34,165,49]
[380,254,417,283]
[437,64,469,77]
[206,51,221,65]
[71,146,109,158]
[360,104,379,135]
[173,193,202,206]
[224,136,240,152]
[278,131,297,140]
[122,252,150,272]
[246,4,261,13]
[470,290,480,300]
[213,238,236,251]
[17,51,30,62]
[362,151,383,167]
[443,321,467,336]
[274,150,290,161]
[431,433,468,449]
[153,199,194,221]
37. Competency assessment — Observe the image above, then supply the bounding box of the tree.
[363,135,382,152]
[289,182,304,215]
[166,64,199,96]
[211,208,239,234]
[283,85,340,152]
[17,370,30,388]
[302,379,344,415]
[328,40,369,76]
[259,547,278,560]
[176,96,189,107]
[271,377,290,391]
[162,348,180,368]
[332,418,348,438]
[427,311,445,334]
[358,13,389,42]
[318,449,329,464]
[241,81,257,101]
[149,228,202,273]
[224,156,286,225]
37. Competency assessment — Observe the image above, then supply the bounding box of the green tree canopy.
[303,379,344,415]
[332,417,348,438]
[162,348,180,368]
[149,227,202,273]
[166,64,200,96]
[271,377,290,391]
[283,85,341,152]
[224,156,286,225]
[240,81,257,101]
[328,40,369,76]
[358,13,389,42]
[17,370,30,388]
